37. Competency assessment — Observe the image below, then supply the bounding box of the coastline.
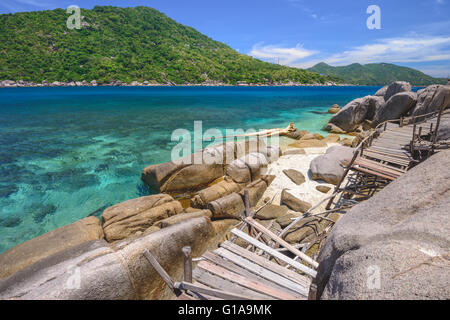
[0,79,361,88]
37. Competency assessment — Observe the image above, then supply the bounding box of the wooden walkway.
[327,107,450,209]
[174,216,317,300]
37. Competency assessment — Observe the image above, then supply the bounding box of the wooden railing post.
[182,246,193,283]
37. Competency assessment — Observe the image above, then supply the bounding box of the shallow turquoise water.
[0,86,381,253]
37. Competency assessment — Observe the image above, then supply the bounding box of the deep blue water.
[0,86,381,253]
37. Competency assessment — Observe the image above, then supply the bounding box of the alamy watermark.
[366,5,381,30]
[66,5,81,30]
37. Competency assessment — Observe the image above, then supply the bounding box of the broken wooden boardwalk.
[327,106,450,209]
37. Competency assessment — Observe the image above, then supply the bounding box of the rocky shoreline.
[0,81,448,300]
[0,79,351,88]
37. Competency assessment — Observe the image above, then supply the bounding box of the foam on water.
[0,86,380,253]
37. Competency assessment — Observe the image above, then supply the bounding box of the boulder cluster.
[324,81,450,134]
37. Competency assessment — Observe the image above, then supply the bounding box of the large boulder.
[0,217,220,300]
[327,95,383,132]
[208,192,245,219]
[412,85,450,117]
[310,146,355,185]
[239,178,269,207]
[102,194,184,242]
[0,217,103,280]
[383,81,412,101]
[328,97,372,132]
[372,92,417,127]
[313,150,450,300]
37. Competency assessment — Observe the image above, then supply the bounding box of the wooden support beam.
[245,217,319,269]
[174,281,252,300]
[143,249,180,295]
[231,228,317,278]
[182,246,193,283]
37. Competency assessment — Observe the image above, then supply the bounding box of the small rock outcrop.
[313,149,450,300]
[0,217,103,280]
[280,190,312,213]
[310,146,355,185]
[328,104,341,114]
[283,169,306,185]
[102,194,184,242]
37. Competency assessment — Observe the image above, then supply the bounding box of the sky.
[1,0,450,77]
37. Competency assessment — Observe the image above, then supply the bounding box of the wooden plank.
[356,157,406,175]
[214,247,309,296]
[221,241,311,288]
[245,217,319,268]
[197,260,300,300]
[176,293,198,300]
[202,251,305,299]
[143,249,176,292]
[193,268,271,300]
[365,148,412,160]
[351,166,397,181]
[353,161,402,178]
[190,281,224,300]
[363,151,411,166]
[175,281,253,300]
[230,228,318,278]
[369,145,411,156]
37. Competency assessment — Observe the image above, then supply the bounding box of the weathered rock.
[0,217,218,300]
[280,190,312,213]
[276,212,302,228]
[383,81,412,101]
[152,210,211,228]
[300,133,316,140]
[437,116,450,141]
[316,185,331,193]
[412,85,450,117]
[286,129,310,140]
[283,148,306,156]
[328,104,340,114]
[226,152,268,184]
[0,217,103,280]
[374,85,387,97]
[283,217,318,243]
[322,134,341,143]
[208,192,245,219]
[239,179,269,207]
[314,133,324,140]
[339,137,355,147]
[372,92,417,127]
[102,194,184,242]
[283,169,306,185]
[314,150,450,300]
[288,140,327,148]
[365,96,385,120]
[328,96,372,132]
[190,178,241,209]
[310,146,354,185]
[255,204,289,220]
[323,123,347,134]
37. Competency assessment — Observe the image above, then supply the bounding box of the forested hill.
[0,6,337,85]
[308,62,446,86]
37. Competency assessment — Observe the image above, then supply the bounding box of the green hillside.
[308,62,446,86]
[0,6,337,85]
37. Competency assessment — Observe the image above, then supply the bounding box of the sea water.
[0,85,381,253]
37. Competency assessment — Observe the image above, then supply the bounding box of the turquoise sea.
[0,86,381,253]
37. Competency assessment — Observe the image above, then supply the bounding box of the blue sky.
[1,0,450,77]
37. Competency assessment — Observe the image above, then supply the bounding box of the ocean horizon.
[0,85,384,253]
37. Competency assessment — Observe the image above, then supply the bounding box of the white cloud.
[249,43,318,65]
[320,36,450,66]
